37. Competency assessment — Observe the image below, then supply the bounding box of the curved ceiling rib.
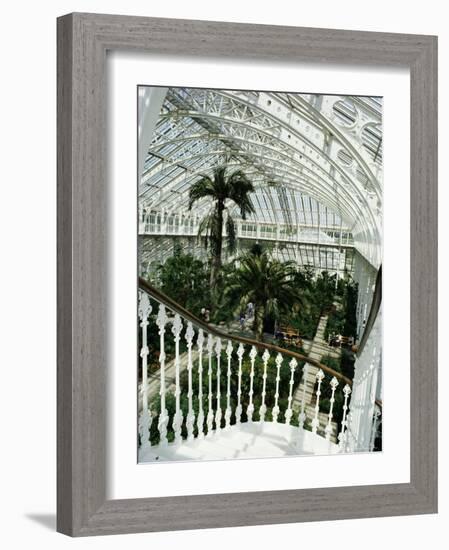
[140,87,382,268]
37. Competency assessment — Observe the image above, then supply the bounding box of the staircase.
[293,311,341,442]
[138,279,354,462]
[139,421,340,463]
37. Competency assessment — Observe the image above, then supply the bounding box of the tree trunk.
[254,304,265,342]
[210,200,224,287]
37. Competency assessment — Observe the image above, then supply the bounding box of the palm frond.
[224,250,303,320]
[189,165,255,287]
[197,212,214,251]
[188,175,215,209]
[226,170,255,218]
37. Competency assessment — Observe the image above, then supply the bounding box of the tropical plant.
[188,165,255,287]
[314,270,337,313]
[154,244,210,316]
[225,252,303,341]
[248,242,264,257]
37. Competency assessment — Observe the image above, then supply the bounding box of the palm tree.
[248,242,264,257]
[188,165,255,286]
[225,252,302,341]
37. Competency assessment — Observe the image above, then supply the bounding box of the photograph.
[137,86,383,463]
[0,1,440,543]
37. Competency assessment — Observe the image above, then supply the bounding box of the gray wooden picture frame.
[57,12,438,537]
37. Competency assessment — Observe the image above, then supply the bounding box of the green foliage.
[154,244,211,316]
[320,354,342,373]
[314,271,338,312]
[248,242,264,257]
[340,348,355,380]
[324,308,346,341]
[224,251,303,340]
[209,260,240,325]
[319,392,344,425]
[324,278,358,342]
[288,269,336,340]
[318,278,358,427]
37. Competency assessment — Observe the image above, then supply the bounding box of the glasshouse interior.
[137,87,382,463]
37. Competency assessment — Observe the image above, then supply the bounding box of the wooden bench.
[276,325,303,348]
[329,334,354,348]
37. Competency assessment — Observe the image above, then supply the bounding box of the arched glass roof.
[139,87,382,268]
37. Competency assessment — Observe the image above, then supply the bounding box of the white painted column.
[335,220,343,289]
[138,87,168,179]
[347,306,382,452]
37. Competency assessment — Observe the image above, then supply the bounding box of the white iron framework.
[137,87,383,461]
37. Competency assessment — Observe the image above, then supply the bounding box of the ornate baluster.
[285,358,297,425]
[224,341,233,429]
[206,334,214,436]
[196,329,205,439]
[156,303,169,445]
[171,314,183,444]
[247,346,257,422]
[259,349,270,423]
[312,369,325,434]
[185,322,196,441]
[325,377,339,441]
[338,384,352,450]
[298,363,309,429]
[272,353,283,423]
[138,292,152,448]
[235,343,244,424]
[214,338,223,432]
[138,407,152,449]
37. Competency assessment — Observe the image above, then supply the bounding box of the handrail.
[139,277,354,387]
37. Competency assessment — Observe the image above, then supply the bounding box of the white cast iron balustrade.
[137,282,381,457]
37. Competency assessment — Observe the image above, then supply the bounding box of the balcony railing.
[139,214,354,248]
[137,278,381,458]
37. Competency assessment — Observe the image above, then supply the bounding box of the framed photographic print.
[57,13,438,536]
[136,86,382,464]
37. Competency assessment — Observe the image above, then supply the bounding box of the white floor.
[139,421,340,463]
